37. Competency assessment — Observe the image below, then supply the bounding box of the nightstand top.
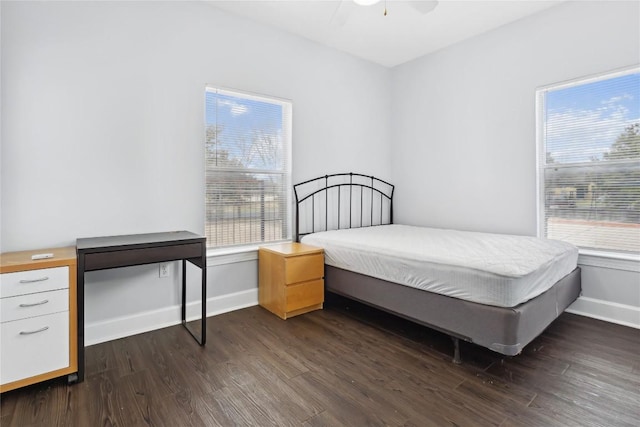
[259,242,323,257]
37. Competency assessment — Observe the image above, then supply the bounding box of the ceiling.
[208,0,564,68]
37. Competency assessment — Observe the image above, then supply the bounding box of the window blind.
[537,68,640,256]
[205,87,292,248]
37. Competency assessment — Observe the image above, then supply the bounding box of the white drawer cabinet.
[0,247,77,393]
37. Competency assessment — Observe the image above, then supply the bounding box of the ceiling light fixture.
[353,0,382,6]
[353,0,387,16]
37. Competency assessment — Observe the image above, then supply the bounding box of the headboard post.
[325,175,329,236]
[295,184,300,243]
[390,186,394,224]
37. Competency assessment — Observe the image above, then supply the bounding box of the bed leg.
[452,337,462,364]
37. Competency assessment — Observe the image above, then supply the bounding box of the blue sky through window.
[544,71,640,163]
[205,90,284,171]
[206,93,283,130]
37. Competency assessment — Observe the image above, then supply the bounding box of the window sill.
[206,246,258,267]
[206,240,291,267]
[578,250,640,273]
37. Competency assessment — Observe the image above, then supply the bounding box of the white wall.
[390,1,640,327]
[2,1,637,344]
[1,1,391,343]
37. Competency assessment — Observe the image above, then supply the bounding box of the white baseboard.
[85,288,258,346]
[85,292,639,345]
[566,296,640,329]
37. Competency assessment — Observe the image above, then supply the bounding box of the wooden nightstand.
[258,242,324,320]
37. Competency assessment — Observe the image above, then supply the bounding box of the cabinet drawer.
[1,289,69,323]
[1,311,69,385]
[284,254,324,284]
[285,279,324,312]
[1,267,69,298]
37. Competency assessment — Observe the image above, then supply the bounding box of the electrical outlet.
[159,262,170,278]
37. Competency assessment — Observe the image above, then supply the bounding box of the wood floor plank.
[499,408,582,427]
[454,375,536,410]
[383,376,508,426]
[196,387,265,426]
[121,369,172,427]
[298,310,468,391]
[239,354,324,421]
[0,381,59,427]
[226,315,311,379]
[288,371,408,426]
[562,361,640,404]
[528,389,633,427]
[524,333,638,378]
[79,369,142,427]
[301,410,350,427]
[529,372,640,426]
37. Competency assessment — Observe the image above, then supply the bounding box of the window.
[205,87,292,249]
[537,67,640,258]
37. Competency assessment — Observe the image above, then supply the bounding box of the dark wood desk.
[76,231,206,382]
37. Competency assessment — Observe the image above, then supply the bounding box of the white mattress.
[301,224,578,308]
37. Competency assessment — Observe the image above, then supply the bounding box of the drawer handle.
[19,326,50,335]
[19,299,50,308]
[19,276,49,284]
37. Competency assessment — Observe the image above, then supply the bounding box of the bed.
[294,173,581,362]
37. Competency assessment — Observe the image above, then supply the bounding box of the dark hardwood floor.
[2,293,639,426]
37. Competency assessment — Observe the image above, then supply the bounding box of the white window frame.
[536,66,640,272]
[204,86,293,256]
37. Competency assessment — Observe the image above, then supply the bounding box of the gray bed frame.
[294,173,582,362]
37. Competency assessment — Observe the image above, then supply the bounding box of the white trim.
[578,252,640,272]
[535,65,640,254]
[204,86,293,249]
[207,249,258,267]
[205,85,292,106]
[206,239,294,266]
[535,82,545,238]
[537,65,639,93]
[85,288,259,346]
[567,296,640,329]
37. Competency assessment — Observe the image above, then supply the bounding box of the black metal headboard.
[294,173,394,241]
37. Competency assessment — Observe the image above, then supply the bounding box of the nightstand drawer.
[286,279,324,312]
[284,254,324,284]
[1,267,69,298]
[1,289,69,323]
[1,311,69,385]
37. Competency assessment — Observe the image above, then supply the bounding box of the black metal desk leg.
[200,252,207,345]
[181,259,187,324]
[180,258,206,346]
[76,255,85,382]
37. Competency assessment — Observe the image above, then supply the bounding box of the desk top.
[77,231,205,252]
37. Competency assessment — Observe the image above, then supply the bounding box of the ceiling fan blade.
[331,0,355,27]
[410,0,439,15]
